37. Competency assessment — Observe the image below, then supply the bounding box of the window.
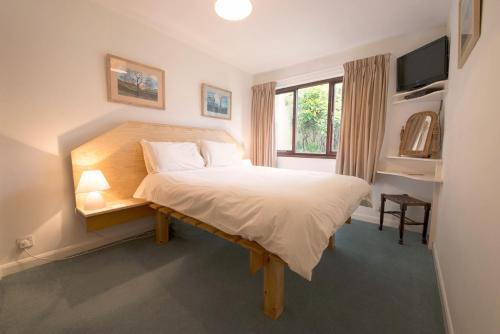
[275,78,343,158]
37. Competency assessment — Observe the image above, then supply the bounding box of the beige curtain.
[336,54,390,184]
[251,82,277,167]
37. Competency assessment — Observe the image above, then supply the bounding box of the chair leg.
[379,194,386,231]
[399,205,406,245]
[422,205,431,244]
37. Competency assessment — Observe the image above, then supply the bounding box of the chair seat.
[383,194,430,207]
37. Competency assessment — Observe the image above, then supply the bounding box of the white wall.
[0,0,252,271]
[434,1,500,333]
[255,26,446,225]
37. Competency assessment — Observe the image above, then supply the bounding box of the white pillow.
[200,140,241,167]
[140,140,205,173]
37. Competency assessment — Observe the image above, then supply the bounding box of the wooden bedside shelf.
[76,198,153,232]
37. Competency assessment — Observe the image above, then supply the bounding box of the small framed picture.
[458,0,482,69]
[201,84,232,120]
[106,54,165,109]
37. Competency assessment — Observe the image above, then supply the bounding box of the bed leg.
[263,255,284,320]
[155,211,169,244]
[250,250,264,274]
[328,234,335,250]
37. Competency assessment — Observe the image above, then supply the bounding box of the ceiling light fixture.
[215,0,253,21]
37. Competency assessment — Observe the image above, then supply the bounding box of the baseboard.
[432,245,455,334]
[0,224,153,279]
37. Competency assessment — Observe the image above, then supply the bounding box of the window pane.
[331,82,343,152]
[275,92,294,151]
[295,83,329,154]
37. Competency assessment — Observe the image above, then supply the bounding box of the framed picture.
[201,84,232,120]
[458,0,482,68]
[106,54,165,109]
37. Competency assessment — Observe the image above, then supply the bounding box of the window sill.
[277,152,337,159]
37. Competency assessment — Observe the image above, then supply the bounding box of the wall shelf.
[377,170,443,183]
[386,155,442,162]
[380,156,443,183]
[394,90,446,104]
[393,80,448,104]
[394,80,448,98]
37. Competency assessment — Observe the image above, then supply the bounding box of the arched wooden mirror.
[399,111,440,158]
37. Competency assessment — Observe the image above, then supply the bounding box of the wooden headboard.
[71,121,241,206]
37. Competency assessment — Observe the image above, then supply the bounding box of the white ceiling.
[94,0,450,74]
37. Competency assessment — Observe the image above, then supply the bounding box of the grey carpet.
[0,220,444,334]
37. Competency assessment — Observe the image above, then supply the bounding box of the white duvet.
[134,165,371,280]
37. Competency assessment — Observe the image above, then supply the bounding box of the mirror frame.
[399,111,439,158]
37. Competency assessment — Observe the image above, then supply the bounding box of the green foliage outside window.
[295,83,343,154]
[296,85,329,153]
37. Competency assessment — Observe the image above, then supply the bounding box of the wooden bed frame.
[150,203,347,319]
[70,121,351,320]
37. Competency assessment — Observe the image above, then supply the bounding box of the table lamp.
[76,169,110,210]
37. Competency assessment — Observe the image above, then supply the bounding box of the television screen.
[397,36,449,92]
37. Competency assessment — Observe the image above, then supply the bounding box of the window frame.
[275,77,343,159]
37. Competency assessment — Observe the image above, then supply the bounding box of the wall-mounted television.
[397,36,449,92]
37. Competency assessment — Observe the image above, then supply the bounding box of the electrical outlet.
[17,236,34,249]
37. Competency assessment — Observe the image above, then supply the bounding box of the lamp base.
[84,191,106,211]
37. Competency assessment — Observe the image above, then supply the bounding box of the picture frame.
[106,54,165,109]
[458,0,482,69]
[201,83,232,120]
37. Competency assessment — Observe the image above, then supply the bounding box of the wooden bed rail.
[150,203,342,320]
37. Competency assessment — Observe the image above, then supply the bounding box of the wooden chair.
[379,194,431,245]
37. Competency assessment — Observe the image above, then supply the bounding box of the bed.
[71,121,371,319]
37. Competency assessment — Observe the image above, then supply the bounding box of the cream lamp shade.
[76,170,110,210]
[76,170,110,193]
